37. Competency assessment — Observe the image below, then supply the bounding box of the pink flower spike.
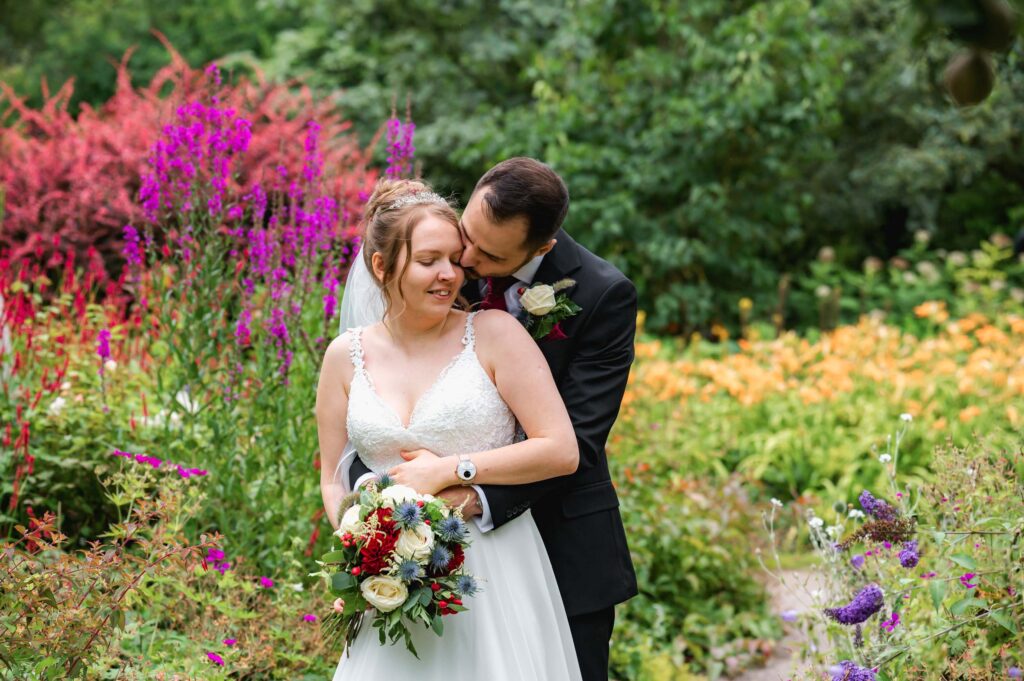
[206,652,224,666]
[260,576,274,588]
[959,572,978,589]
[302,614,317,623]
[223,638,237,647]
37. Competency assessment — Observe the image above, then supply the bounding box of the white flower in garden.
[48,397,67,416]
[337,505,363,536]
[519,284,557,316]
[900,413,913,422]
[1011,288,1024,304]
[60,381,72,392]
[360,575,408,612]
[290,583,304,592]
[948,251,968,267]
[380,484,419,509]
[848,509,865,520]
[771,498,783,508]
[395,524,434,561]
[808,517,824,529]
[104,359,118,373]
[815,285,831,299]
[966,467,975,476]
[175,389,200,414]
[879,454,892,463]
[826,525,843,539]
[914,230,931,245]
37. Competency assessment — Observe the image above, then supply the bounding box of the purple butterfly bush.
[858,490,898,521]
[824,584,885,625]
[898,540,920,568]
[829,660,877,680]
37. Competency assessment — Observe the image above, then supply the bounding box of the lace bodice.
[346,312,516,474]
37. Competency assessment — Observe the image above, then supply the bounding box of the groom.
[348,158,638,680]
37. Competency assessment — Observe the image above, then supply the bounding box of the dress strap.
[461,311,480,350]
[348,326,366,372]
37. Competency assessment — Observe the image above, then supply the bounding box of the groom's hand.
[437,486,483,518]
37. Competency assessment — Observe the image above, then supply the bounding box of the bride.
[316,178,584,680]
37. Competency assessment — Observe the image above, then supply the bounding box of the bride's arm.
[388,311,578,493]
[316,334,355,530]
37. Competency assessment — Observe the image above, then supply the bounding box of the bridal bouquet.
[316,478,479,657]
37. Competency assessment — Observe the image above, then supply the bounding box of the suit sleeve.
[347,453,373,491]
[478,277,637,530]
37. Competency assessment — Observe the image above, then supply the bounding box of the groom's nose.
[459,245,479,270]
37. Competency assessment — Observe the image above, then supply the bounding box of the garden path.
[734,570,829,681]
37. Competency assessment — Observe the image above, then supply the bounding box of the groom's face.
[458,188,553,279]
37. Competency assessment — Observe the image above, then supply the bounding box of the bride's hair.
[361,178,463,318]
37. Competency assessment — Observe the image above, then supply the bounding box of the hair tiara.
[388,191,448,211]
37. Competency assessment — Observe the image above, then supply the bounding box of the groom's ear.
[532,238,557,259]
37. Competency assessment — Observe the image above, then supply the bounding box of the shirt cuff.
[353,472,376,492]
[471,485,494,533]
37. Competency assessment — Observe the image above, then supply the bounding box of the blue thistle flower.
[436,516,467,543]
[456,574,479,597]
[428,545,452,573]
[394,501,422,529]
[824,583,884,625]
[396,559,424,583]
[375,472,394,488]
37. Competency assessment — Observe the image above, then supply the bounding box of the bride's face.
[381,214,465,315]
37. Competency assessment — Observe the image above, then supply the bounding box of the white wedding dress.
[332,311,582,681]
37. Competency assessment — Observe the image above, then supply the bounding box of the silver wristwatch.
[455,453,477,485]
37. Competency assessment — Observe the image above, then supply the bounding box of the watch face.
[457,460,475,480]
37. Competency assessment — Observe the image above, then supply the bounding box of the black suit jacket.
[349,230,638,616]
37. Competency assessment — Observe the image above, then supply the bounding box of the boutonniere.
[517,278,580,341]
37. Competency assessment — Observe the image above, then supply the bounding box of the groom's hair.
[474,157,569,250]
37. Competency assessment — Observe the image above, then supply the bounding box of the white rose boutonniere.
[518,278,581,340]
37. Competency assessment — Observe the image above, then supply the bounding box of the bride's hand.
[387,449,452,496]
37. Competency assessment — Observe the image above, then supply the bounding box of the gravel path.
[733,570,829,681]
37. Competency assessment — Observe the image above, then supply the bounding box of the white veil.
[338,246,385,333]
[335,245,385,491]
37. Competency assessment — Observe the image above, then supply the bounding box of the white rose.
[360,575,408,612]
[519,284,557,316]
[336,505,363,536]
[395,524,434,561]
[380,484,419,509]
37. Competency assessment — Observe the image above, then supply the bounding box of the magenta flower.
[960,573,978,589]
[97,329,112,362]
[223,638,237,646]
[206,652,224,666]
[880,611,900,632]
[302,614,318,623]
[260,576,274,589]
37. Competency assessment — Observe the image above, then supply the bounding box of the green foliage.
[0,0,297,112]
[611,471,780,679]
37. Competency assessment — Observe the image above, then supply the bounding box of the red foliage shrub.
[0,35,377,283]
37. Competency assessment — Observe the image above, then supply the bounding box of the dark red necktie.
[480,276,518,312]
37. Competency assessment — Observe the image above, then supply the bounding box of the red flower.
[359,509,399,575]
[544,323,568,341]
[446,544,465,573]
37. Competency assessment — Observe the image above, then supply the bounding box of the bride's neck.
[382,310,453,346]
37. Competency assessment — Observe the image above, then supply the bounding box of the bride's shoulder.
[472,309,530,349]
[320,331,358,380]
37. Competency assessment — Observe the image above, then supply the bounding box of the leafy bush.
[611,469,780,679]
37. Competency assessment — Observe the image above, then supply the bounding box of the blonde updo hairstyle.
[361,178,464,319]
